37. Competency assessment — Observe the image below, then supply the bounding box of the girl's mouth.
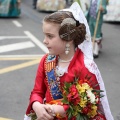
[47,47,51,50]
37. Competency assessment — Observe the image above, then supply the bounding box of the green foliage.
[28,113,37,120]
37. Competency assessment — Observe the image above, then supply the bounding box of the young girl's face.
[43,21,66,55]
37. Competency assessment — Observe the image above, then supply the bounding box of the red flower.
[79,79,89,85]
[82,107,89,114]
[67,85,80,105]
[95,95,100,104]
[70,116,76,120]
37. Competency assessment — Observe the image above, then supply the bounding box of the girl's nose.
[43,37,48,45]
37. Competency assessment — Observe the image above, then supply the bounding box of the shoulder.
[39,54,48,64]
[75,49,84,64]
[76,49,96,78]
[37,54,48,69]
[69,49,85,72]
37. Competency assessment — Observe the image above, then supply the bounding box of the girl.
[24,2,113,120]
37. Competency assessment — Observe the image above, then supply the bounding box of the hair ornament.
[60,2,92,59]
[61,18,76,27]
[60,29,76,39]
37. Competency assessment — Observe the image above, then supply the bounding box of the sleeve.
[26,54,47,115]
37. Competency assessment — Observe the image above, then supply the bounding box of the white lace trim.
[56,66,68,77]
[24,114,31,120]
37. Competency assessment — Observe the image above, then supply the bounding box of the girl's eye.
[47,34,53,39]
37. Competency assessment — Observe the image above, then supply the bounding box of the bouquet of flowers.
[28,74,104,120]
[62,74,104,120]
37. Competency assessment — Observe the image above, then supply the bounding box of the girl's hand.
[47,104,66,118]
[45,104,56,117]
[32,101,54,120]
[99,5,104,11]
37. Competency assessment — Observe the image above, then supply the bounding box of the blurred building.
[36,0,66,12]
[104,0,120,22]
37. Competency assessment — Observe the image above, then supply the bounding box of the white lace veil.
[60,2,114,120]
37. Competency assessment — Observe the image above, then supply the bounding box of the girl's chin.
[48,52,57,56]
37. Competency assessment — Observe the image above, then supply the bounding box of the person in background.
[0,0,21,17]
[33,0,37,9]
[86,0,107,58]
[24,2,113,120]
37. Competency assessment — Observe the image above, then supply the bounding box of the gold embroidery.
[45,55,58,100]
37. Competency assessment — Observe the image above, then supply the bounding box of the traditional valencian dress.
[25,48,106,120]
[24,2,113,120]
[0,0,21,17]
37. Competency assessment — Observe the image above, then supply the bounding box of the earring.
[65,43,70,54]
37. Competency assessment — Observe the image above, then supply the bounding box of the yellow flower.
[73,106,80,116]
[87,105,97,118]
[82,83,91,90]
[76,83,85,93]
[76,83,89,93]
[79,98,87,107]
